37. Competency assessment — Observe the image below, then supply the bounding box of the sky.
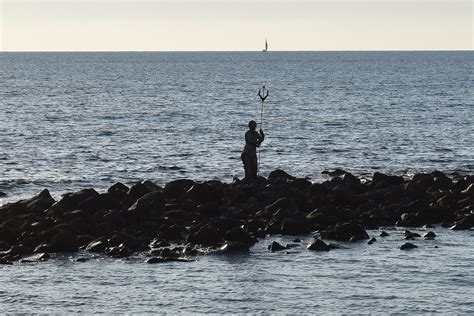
[0,0,472,51]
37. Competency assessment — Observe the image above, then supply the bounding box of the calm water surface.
[1,227,473,313]
[0,52,473,313]
[0,51,473,203]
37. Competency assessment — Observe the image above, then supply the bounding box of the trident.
[257,85,269,174]
[258,85,269,129]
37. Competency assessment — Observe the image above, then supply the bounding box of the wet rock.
[184,183,221,204]
[0,258,13,265]
[293,238,301,243]
[280,218,312,235]
[48,230,78,252]
[0,241,11,251]
[320,222,369,241]
[163,179,195,200]
[0,225,19,243]
[149,238,170,249]
[75,257,91,262]
[267,241,286,252]
[0,191,6,197]
[367,237,376,245]
[128,191,165,216]
[380,231,389,237]
[146,257,167,264]
[322,169,347,177]
[307,238,330,251]
[158,247,180,258]
[462,184,474,199]
[128,180,161,202]
[371,172,404,188]
[424,231,436,239]
[404,230,421,238]
[220,241,249,252]
[450,217,473,230]
[85,239,108,253]
[224,227,256,246]
[33,244,49,253]
[21,252,50,262]
[108,182,129,195]
[105,245,130,258]
[400,242,417,250]
[268,169,296,182]
[186,226,223,246]
[50,188,99,216]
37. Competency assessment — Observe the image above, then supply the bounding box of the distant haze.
[1,0,472,51]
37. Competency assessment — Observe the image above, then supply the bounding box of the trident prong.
[258,85,269,102]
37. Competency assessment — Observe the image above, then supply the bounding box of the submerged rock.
[267,241,286,252]
[400,243,418,250]
[307,238,330,251]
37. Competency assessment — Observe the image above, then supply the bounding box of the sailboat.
[262,38,268,52]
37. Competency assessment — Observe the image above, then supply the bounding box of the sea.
[0,51,473,313]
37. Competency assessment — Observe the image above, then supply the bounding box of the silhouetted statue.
[241,120,265,181]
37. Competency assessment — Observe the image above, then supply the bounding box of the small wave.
[158,165,183,171]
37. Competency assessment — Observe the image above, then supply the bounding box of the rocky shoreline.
[0,169,473,265]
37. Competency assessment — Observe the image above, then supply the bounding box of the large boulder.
[268,169,295,183]
[50,188,99,217]
[48,230,78,252]
[163,179,195,200]
[307,238,330,251]
[128,191,165,216]
[320,222,369,241]
[280,218,312,235]
[224,227,256,246]
[186,226,223,246]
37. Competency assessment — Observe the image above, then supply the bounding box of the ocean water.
[0,52,473,313]
[0,51,473,203]
[1,228,473,313]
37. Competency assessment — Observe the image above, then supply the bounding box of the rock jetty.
[0,169,472,264]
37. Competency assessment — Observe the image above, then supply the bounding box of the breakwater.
[0,169,472,264]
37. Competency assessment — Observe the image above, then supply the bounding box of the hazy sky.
[1,0,472,51]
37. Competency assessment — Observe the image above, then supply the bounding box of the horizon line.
[1,49,472,53]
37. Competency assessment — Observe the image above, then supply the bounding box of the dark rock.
[163,179,195,200]
[181,199,197,212]
[85,239,108,253]
[267,241,286,252]
[400,242,417,250]
[128,191,165,216]
[306,210,338,226]
[0,241,11,251]
[322,169,347,177]
[280,218,312,235]
[0,191,6,197]
[264,197,290,214]
[48,230,78,252]
[404,230,421,238]
[22,252,50,262]
[424,231,436,239]
[293,238,301,243]
[380,231,389,237]
[371,172,404,188]
[149,238,170,248]
[105,245,130,258]
[129,180,161,200]
[108,182,129,195]
[184,183,221,204]
[158,247,179,258]
[268,169,296,182]
[51,188,99,216]
[320,222,369,241]
[462,184,474,199]
[33,244,49,253]
[224,227,256,246]
[0,225,19,243]
[186,226,223,246]
[307,238,330,251]
[75,257,91,262]
[367,237,376,245]
[146,257,167,264]
[220,241,249,252]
